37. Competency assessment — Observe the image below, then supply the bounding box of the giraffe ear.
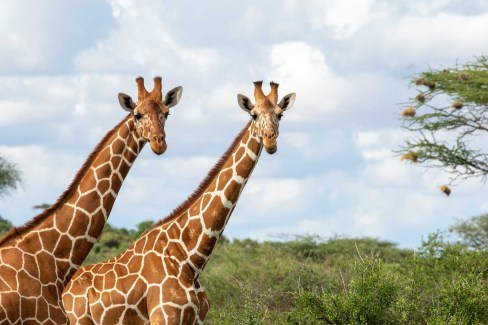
[164,86,183,109]
[278,93,296,112]
[118,93,136,112]
[237,94,254,112]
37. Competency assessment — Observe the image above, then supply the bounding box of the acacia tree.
[0,156,21,197]
[0,155,20,235]
[399,56,488,187]
[449,213,488,250]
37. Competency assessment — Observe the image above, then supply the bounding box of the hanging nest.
[425,80,436,91]
[415,94,426,103]
[452,100,463,109]
[414,77,426,86]
[401,106,416,117]
[458,72,470,81]
[440,185,451,196]
[400,151,418,163]
[413,78,435,90]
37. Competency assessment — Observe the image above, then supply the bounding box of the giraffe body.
[0,77,183,324]
[62,81,296,324]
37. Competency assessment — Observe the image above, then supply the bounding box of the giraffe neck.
[153,121,263,274]
[3,115,145,280]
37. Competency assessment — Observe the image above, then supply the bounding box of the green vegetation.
[0,217,13,238]
[203,233,488,324]
[0,156,21,198]
[0,155,22,222]
[449,213,488,250]
[83,220,154,265]
[0,215,487,324]
[399,56,488,185]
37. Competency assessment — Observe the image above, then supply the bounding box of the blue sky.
[1,0,488,248]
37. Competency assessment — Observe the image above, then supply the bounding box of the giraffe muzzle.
[150,136,167,155]
[263,137,277,154]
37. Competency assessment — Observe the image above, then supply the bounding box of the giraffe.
[62,81,296,324]
[0,76,183,324]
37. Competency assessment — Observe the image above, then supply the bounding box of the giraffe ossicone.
[0,76,183,324]
[62,81,296,324]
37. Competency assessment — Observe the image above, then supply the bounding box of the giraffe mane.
[151,120,253,229]
[0,114,133,247]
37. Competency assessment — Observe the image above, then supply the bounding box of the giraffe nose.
[263,137,277,154]
[152,133,165,142]
[153,135,164,142]
[150,134,167,155]
[264,130,276,138]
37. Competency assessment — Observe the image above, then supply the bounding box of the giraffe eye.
[277,113,283,120]
[251,113,258,121]
[134,113,142,120]
[164,112,170,119]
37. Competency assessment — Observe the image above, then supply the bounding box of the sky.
[1,0,488,248]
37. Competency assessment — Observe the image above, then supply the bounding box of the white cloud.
[356,130,382,147]
[204,82,250,120]
[319,0,383,37]
[388,12,488,63]
[286,0,385,38]
[353,212,384,237]
[74,1,220,77]
[0,101,40,127]
[268,41,347,121]
[356,129,409,150]
[0,77,78,127]
[267,41,409,128]
[234,177,307,222]
[403,0,452,16]
[0,1,113,73]
[0,74,145,147]
[108,0,137,18]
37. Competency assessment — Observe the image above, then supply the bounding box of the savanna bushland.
[0,216,487,324]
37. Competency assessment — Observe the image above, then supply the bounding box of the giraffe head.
[237,81,296,154]
[118,76,183,155]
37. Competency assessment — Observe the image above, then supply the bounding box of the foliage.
[0,156,21,197]
[0,216,13,238]
[285,253,403,325]
[449,213,488,250]
[399,56,488,183]
[201,236,410,324]
[0,216,487,324]
[284,233,488,325]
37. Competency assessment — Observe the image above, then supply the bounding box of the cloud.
[0,1,113,73]
[0,76,78,127]
[267,41,410,129]
[74,0,221,78]
[268,42,347,122]
[0,74,145,148]
[301,0,385,37]
[329,9,488,71]
[387,12,488,64]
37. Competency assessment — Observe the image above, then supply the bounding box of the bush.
[285,252,403,324]
[284,233,488,325]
